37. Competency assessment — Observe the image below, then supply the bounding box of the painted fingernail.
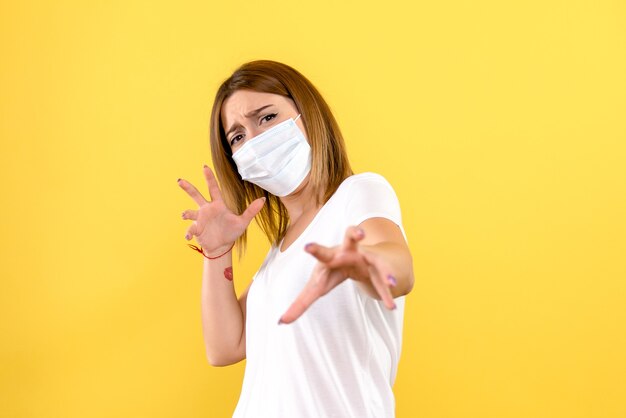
[181,212,186,219]
[387,275,397,287]
[357,228,365,238]
[203,164,208,168]
[278,318,284,325]
[304,243,314,251]
[392,302,397,310]
[177,178,181,183]
[185,233,191,240]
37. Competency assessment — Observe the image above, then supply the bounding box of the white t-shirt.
[232,172,407,418]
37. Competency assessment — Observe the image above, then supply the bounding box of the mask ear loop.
[294,114,302,121]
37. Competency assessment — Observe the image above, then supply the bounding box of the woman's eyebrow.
[244,104,274,118]
[225,123,242,138]
[225,104,275,137]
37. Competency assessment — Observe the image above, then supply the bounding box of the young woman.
[178,60,414,417]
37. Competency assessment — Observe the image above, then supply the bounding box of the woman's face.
[221,90,308,153]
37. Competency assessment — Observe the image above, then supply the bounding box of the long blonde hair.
[209,60,353,253]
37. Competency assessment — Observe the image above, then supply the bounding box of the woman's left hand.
[278,226,398,324]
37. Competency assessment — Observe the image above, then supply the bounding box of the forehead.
[221,90,295,128]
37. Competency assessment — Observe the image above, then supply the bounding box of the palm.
[194,199,248,247]
[178,166,265,253]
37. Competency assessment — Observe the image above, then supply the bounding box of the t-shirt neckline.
[274,174,358,258]
[275,201,329,258]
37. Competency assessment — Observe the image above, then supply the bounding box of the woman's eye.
[230,134,244,146]
[260,113,277,124]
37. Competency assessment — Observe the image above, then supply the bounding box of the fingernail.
[278,318,284,325]
[185,233,191,240]
[392,302,397,310]
[177,178,181,183]
[304,243,313,251]
[261,197,267,203]
[203,164,208,168]
[387,275,397,287]
[181,212,186,219]
[357,228,365,238]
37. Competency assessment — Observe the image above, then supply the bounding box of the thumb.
[185,222,200,240]
[240,197,266,224]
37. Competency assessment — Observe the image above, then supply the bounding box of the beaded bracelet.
[187,242,235,260]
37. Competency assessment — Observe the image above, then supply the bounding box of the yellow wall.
[1,1,625,417]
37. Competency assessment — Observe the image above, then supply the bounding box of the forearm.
[200,251,244,366]
[359,241,414,299]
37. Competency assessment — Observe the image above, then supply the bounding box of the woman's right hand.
[178,165,266,256]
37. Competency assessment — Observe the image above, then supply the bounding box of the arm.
[200,250,250,366]
[178,166,264,366]
[353,217,414,300]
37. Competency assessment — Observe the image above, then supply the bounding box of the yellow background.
[1,0,625,417]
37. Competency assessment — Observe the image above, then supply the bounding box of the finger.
[240,197,266,224]
[304,242,335,263]
[362,253,397,310]
[370,266,396,310]
[177,178,209,207]
[185,222,202,241]
[278,281,323,325]
[181,209,198,221]
[203,165,223,202]
[342,226,365,252]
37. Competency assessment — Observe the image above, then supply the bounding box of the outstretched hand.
[278,226,398,324]
[178,165,265,256]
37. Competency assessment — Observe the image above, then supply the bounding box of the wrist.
[188,242,235,260]
[203,242,235,258]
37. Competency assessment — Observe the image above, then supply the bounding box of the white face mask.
[231,114,311,197]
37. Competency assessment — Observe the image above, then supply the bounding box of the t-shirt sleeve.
[343,173,405,237]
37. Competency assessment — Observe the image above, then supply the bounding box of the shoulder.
[336,172,397,195]
[329,172,402,225]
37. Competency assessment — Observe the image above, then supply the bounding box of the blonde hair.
[209,60,353,253]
